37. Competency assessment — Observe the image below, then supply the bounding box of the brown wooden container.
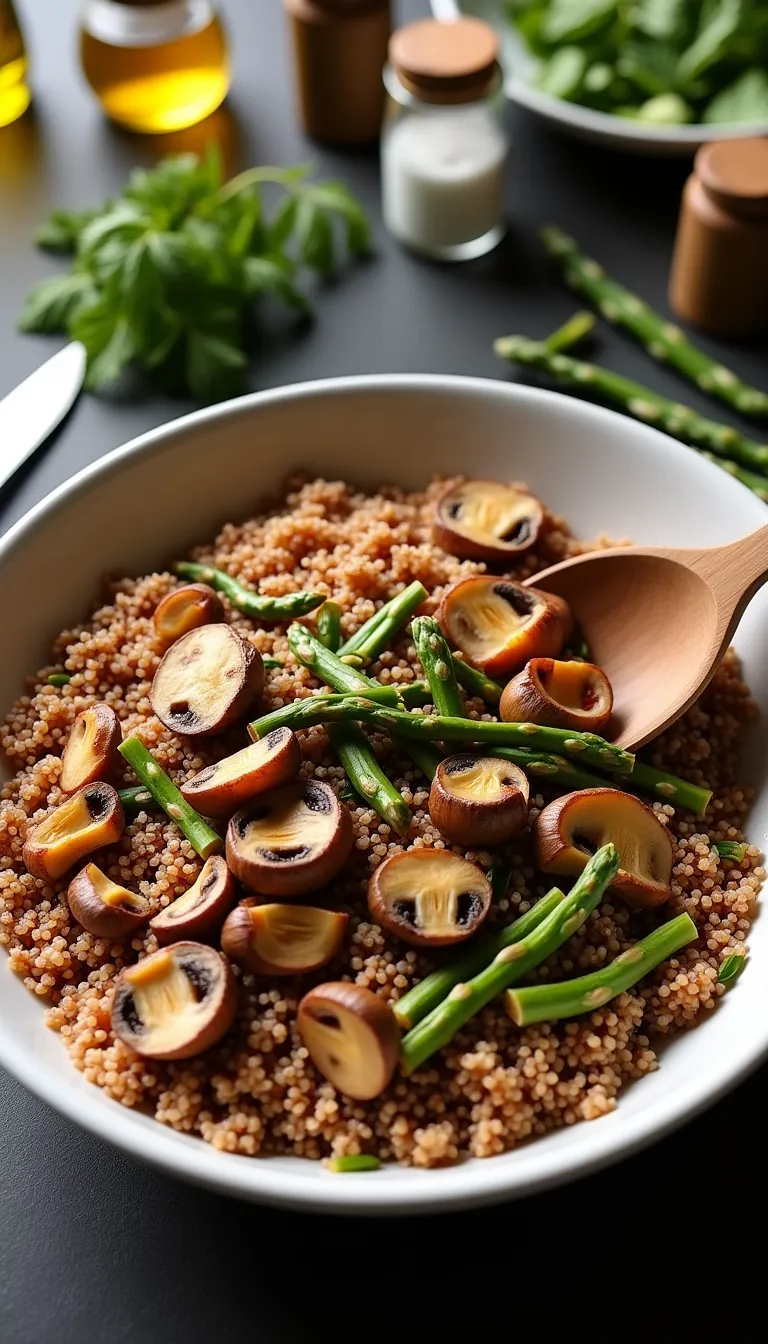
[284,0,391,144]
[669,138,768,338]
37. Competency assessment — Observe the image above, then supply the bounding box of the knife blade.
[0,342,86,492]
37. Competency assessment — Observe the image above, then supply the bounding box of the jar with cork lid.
[80,1,230,134]
[381,17,507,261]
[669,137,768,338]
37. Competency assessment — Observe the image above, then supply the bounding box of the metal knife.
[0,342,86,492]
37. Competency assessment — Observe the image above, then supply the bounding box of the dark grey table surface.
[1,2,766,1340]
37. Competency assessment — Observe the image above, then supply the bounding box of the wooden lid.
[389,17,499,104]
[696,138,768,214]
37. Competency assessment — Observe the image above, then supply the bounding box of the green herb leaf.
[541,0,618,45]
[676,0,747,85]
[244,255,312,312]
[301,181,371,255]
[704,68,768,123]
[535,45,588,98]
[18,271,98,333]
[296,197,335,276]
[267,195,299,251]
[717,952,746,986]
[185,330,247,403]
[35,208,98,254]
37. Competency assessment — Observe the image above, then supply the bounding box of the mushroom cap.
[226,779,353,897]
[60,703,122,794]
[149,855,237,945]
[153,583,225,644]
[22,782,125,882]
[500,658,614,734]
[535,788,674,908]
[111,942,238,1060]
[221,900,348,975]
[297,981,400,1101]
[67,863,153,939]
[433,479,543,562]
[438,577,573,678]
[150,624,264,737]
[429,753,529,846]
[367,848,492,947]
[180,727,301,818]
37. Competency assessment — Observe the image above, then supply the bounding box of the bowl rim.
[0,371,766,1215]
[430,0,768,145]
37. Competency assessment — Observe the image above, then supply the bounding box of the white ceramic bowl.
[1,375,767,1215]
[431,0,768,154]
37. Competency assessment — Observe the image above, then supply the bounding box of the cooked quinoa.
[0,476,761,1166]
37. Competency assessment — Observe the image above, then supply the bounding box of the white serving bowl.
[1,374,766,1215]
[431,0,768,154]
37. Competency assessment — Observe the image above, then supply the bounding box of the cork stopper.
[696,138,768,220]
[389,17,499,104]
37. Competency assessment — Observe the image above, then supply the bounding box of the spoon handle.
[696,522,768,607]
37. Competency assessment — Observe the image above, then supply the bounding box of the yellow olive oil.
[0,0,30,129]
[80,1,229,134]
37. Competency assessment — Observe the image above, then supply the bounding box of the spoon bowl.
[531,525,768,749]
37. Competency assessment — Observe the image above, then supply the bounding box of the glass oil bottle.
[80,0,230,134]
[0,0,30,129]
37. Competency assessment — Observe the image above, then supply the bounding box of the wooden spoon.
[527,525,768,751]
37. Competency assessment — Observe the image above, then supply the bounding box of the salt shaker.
[284,0,391,144]
[381,17,507,261]
[669,137,768,338]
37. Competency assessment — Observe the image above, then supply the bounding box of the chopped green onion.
[46,673,71,687]
[326,1154,381,1173]
[713,840,747,862]
[718,953,746,986]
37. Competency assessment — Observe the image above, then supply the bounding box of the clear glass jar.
[0,0,30,129]
[80,0,230,134]
[381,60,507,262]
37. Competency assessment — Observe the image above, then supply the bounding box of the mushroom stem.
[506,911,698,1026]
[337,581,428,662]
[412,616,465,719]
[399,843,619,1074]
[392,884,565,1031]
[175,561,324,621]
[328,722,412,835]
[287,623,402,706]
[118,737,222,859]
[450,656,504,707]
[316,601,342,652]
[248,695,634,774]
[540,226,768,421]
[118,785,157,815]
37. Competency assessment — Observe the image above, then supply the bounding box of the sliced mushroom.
[535,788,674,909]
[67,862,153,938]
[180,728,301,818]
[60,704,122,794]
[367,849,492,948]
[297,982,400,1100]
[149,855,236,945]
[429,754,529,846]
[221,900,348,975]
[150,624,264,737]
[23,783,125,882]
[111,942,237,1060]
[500,658,614,734]
[439,577,573,679]
[433,479,543,561]
[153,583,225,644]
[226,779,353,897]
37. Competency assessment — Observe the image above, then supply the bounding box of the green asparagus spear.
[412,616,465,719]
[450,655,504,706]
[493,336,768,478]
[118,737,221,859]
[541,226,768,420]
[337,581,428,661]
[316,601,342,652]
[328,721,411,834]
[398,680,432,709]
[713,840,746,862]
[615,760,712,816]
[118,784,156,815]
[287,623,402,706]
[717,952,746,985]
[488,861,512,902]
[248,695,634,774]
[506,912,698,1026]
[391,735,443,781]
[393,886,566,1031]
[491,746,712,816]
[399,844,620,1074]
[326,1154,381,1173]
[545,309,596,353]
[46,672,71,687]
[263,657,284,669]
[491,746,610,793]
[175,561,324,621]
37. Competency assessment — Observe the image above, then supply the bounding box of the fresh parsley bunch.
[19,150,370,402]
[509,0,768,125]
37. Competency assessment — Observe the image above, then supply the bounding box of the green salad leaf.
[19,149,370,402]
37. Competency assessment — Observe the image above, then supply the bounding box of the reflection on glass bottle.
[80,0,229,134]
[0,0,30,129]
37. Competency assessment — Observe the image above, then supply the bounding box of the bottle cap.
[389,17,499,104]
[696,138,768,220]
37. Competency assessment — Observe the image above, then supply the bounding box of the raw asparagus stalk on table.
[175,561,324,621]
[399,843,620,1074]
[337,581,428,662]
[328,721,411,835]
[506,911,698,1026]
[248,694,635,774]
[493,335,768,495]
[287,623,402,706]
[541,226,768,420]
[412,615,465,719]
[544,309,596,353]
